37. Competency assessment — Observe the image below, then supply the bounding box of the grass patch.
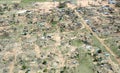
[51,21,58,26]
[0,32,10,39]
[91,36,106,51]
[75,58,94,73]
[21,0,47,3]
[74,48,94,73]
[0,0,13,4]
[71,39,83,47]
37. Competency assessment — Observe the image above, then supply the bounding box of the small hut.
[108,0,116,4]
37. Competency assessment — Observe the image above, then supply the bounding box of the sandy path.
[34,44,41,58]
[9,52,18,73]
[9,54,16,73]
[54,27,61,46]
[8,43,22,73]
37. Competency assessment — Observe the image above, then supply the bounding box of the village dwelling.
[108,0,116,4]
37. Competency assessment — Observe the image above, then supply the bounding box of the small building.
[108,0,116,4]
